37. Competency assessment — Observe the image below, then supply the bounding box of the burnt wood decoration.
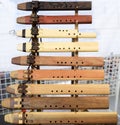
[10,69,104,80]
[6,84,110,95]
[12,56,104,66]
[5,112,117,124]
[2,96,109,109]
[17,1,91,11]
[17,15,92,24]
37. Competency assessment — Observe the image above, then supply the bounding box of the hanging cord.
[16,1,40,124]
[17,52,34,124]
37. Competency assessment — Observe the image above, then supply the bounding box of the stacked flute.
[2,1,118,124]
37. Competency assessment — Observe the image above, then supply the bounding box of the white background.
[0,0,120,71]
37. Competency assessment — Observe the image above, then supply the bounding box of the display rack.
[1,1,118,124]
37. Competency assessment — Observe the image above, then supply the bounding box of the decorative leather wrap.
[17,1,91,11]
[17,15,92,24]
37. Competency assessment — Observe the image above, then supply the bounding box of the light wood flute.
[12,56,104,66]
[17,42,98,52]
[1,96,109,109]
[5,112,117,124]
[10,69,104,80]
[6,84,110,95]
[16,29,96,38]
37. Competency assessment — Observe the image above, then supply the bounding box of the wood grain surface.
[2,96,109,109]
[5,112,117,124]
[16,29,96,38]
[17,15,92,24]
[17,1,91,11]
[12,56,104,66]
[17,42,98,52]
[10,69,104,80]
[6,84,110,95]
